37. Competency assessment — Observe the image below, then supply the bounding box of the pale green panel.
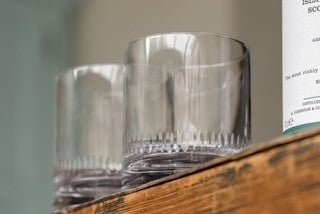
[0,0,75,213]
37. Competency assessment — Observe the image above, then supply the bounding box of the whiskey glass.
[54,65,124,209]
[123,33,251,188]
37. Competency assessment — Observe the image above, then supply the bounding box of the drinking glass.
[54,64,124,209]
[123,32,251,188]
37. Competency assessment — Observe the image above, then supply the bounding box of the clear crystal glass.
[123,32,251,188]
[54,65,124,210]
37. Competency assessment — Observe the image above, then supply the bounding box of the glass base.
[53,169,121,211]
[123,133,250,189]
[122,135,251,189]
[123,151,225,189]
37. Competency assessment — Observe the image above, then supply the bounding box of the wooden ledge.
[61,128,320,214]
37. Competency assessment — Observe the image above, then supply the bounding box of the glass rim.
[125,32,250,67]
[56,64,126,81]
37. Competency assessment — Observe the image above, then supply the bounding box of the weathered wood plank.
[61,128,320,214]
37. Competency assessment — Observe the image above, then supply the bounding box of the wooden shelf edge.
[61,128,320,214]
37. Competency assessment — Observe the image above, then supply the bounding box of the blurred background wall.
[0,0,281,213]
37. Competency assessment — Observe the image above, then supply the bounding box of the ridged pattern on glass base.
[123,132,250,189]
[55,156,121,176]
[125,131,250,156]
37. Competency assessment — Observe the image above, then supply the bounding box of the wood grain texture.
[61,128,320,214]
